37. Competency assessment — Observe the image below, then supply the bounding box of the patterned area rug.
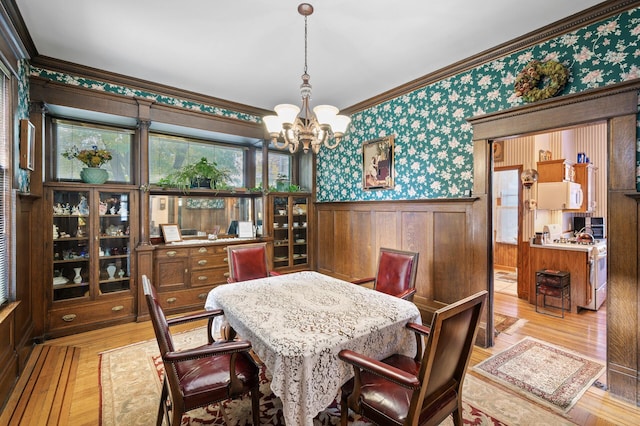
[473,336,605,413]
[99,327,571,425]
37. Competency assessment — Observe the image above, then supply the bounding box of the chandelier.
[263,3,351,155]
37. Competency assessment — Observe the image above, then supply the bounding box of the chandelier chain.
[304,16,309,77]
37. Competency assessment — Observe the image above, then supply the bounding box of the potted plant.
[62,145,112,184]
[158,157,230,193]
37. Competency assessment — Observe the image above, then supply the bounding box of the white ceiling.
[16,0,603,112]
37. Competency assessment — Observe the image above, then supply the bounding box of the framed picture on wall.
[493,140,504,162]
[19,119,35,171]
[161,224,182,243]
[362,135,394,190]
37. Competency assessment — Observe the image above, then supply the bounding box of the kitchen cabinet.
[537,159,575,182]
[529,244,591,313]
[47,185,137,337]
[268,193,311,272]
[569,163,597,212]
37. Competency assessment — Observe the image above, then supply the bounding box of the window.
[255,151,291,189]
[0,68,8,306]
[149,134,244,187]
[53,119,134,183]
[494,169,519,244]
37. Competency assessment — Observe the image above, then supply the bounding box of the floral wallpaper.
[316,7,640,202]
[17,59,31,193]
[29,67,262,124]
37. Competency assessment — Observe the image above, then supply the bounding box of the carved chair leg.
[251,385,261,425]
[340,391,349,426]
[157,378,169,426]
[452,404,463,426]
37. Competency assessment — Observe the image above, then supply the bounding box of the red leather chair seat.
[340,354,420,424]
[176,346,260,411]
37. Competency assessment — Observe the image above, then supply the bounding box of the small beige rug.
[100,327,574,425]
[473,336,605,413]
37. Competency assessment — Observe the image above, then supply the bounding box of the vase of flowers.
[62,145,112,184]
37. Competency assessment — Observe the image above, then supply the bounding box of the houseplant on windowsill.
[62,145,112,184]
[158,157,230,194]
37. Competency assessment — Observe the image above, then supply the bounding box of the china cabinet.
[269,193,311,272]
[47,184,137,337]
[569,163,597,212]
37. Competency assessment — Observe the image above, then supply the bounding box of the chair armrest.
[164,339,252,363]
[339,349,421,390]
[351,277,375,285]
[407,322,430,336]
[398,288,417,300]
[167,309,224,326]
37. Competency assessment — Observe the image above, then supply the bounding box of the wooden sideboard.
[136,238,271,320]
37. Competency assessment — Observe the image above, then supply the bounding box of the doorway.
[493,167,521,297]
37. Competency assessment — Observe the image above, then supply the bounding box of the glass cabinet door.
[273,196,289,267]
[292,197,308,266]
[52,190,91,301]
[98,191,132,295]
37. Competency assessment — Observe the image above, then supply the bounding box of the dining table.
[204,270,422,426]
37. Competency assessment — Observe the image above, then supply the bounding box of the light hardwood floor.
[16,292,640,425]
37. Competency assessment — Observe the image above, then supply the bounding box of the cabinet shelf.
[53,282,89,289]
[54,237,89,242]
[53,258,90,264]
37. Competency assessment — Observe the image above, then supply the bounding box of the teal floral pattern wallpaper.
[316,7,640,202]
[29,67,262,124]
[17,59,31,193]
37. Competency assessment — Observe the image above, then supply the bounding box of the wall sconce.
[521,169,539,189]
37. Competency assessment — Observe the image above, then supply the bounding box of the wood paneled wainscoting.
[315,198,489,345]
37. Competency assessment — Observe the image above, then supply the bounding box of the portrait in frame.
[19,119,35,171]
[362,135,394,190]
[493,140,504,162]
[161,224,182,243]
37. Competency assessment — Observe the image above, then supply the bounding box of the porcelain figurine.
[99,201,108,215]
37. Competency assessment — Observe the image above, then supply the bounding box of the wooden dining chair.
[339,290,487,426]
[352,247,419,301]
[142,275,261,426]
[226,242,279,283]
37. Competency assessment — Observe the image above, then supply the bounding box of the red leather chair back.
[375,248,418,299]
[228,243,269,282]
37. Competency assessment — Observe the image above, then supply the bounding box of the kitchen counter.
[529,241,595,253]
[528,243,595,313]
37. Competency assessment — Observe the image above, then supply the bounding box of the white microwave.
[537,181,583,210]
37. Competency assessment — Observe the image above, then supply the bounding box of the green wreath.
[514,60,569,103]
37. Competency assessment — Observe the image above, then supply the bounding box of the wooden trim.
[0,300,20,324]
[469,81,640,141]
[343,0,637,114]
[30,55,271,118]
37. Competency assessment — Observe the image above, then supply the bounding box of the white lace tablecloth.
[204,271,421,426]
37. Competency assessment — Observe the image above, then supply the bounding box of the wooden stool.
[535,270,570,318]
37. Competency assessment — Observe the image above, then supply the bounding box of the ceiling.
[15,0,604,113]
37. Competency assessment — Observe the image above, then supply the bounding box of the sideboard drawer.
[49,297,134,330]
[190,268,229,286]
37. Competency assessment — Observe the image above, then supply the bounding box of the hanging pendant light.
[263,3,351,154]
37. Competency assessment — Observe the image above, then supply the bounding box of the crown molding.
[343,0,639,115]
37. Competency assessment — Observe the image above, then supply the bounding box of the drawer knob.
[198,247,207,253]
[198,275,208,281]
[198,293,207,300]
[198,259,207,266]
[62,314,76,322]
[223,257,228,263]
[112,305,124,312]
[167,297,177,304]
[166,250,177,257]
[224,272,229,277]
